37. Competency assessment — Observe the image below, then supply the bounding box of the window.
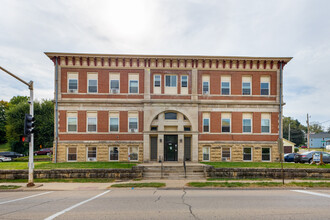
[203,146,210,161]
[260,83,269,95]
[222,147,231,161]
[129,146,139,161]
[67,147,77,161]
[88,73,98,93]
[87,146,97,161]
[261,114,271,133]
[129,80,139,93]
[242,82,251,95]
[129,118,138,132]
[67,117,77,132]
[242,113,252,133]
[154,75,161,87]
[221,116,231,133]
[202,81,209,94]
[262,148,271,161]
[243,147,252,161]
[165,112,177,120]
[110,117,119,132]
[151,126,158,131]
[109,146,119,161]
[165,75,177,87]
[184,126,191,131]
[181,75,188,88]
[203,116,209,132]
[68,73,78,93]
[87,112,97,132]
[110,80,119,93]
[221,82,230,95]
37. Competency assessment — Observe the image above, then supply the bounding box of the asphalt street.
[0,189,329,220]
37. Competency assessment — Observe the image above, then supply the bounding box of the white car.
[0,155,12,162]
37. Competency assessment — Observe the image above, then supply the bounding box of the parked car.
[0,151,24,158]
[34,148,53,156]
[0,155,12,162]
[300,146,307,148]
[294,151,330,164]
[284,153,298,162]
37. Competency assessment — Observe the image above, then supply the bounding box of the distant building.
[283,139,295,153]
[310,132,330,148]
[45,53,292,163]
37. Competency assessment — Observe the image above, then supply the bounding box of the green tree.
[0,100,9,144]
[34,100,54,149]
[309,122,324,133]
[283,116,306,146]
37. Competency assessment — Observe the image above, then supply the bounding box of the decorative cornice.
[45,52,292,70]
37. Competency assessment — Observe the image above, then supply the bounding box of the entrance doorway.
[164,135,178,161]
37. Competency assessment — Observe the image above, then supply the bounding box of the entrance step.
[139,163,206,180]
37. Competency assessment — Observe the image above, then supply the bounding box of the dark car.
[0,151,24,158]
[294,151,330,164]
[284,153,298,162]
[34,148,53,156]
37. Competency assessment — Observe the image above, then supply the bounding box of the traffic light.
[24,114,35,142]
[21,135,30,143]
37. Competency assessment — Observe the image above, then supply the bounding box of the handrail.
[183,156,187,178]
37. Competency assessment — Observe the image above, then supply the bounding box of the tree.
[309,122,324,133]
[283,116,306,146]
[0,100,9,144]
[327,126,330,133]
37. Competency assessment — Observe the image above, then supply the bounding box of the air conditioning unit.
[222,157,230,161]
[203,91,209,95]
[111,88,119,94]
[130,128,137,132]
[87,158,97,162]
[69,89,76,93]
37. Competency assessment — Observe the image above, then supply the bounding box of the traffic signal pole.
[0,66,35,187]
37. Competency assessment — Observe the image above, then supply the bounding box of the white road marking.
[44,190,111,220]
[0,191,53,205]
[291,190,330,198]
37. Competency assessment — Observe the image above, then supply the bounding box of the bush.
[294,147,299,153]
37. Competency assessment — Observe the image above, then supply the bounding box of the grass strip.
[0,178,115,183]
[0,185,21,189]
[207,178,272,181]
[202,162,330,169]
[188,181,330,188]
[111,182,165,188]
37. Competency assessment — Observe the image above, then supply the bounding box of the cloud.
[0,0,329,128]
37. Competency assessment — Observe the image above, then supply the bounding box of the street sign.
[313,153,320,162]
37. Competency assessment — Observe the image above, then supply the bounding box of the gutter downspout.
[54,57,59,163]
[279,62,284,184]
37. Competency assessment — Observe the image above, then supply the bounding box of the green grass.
[0,178,115,183]
[0,162,137,170]
[14,155,52,162]
[207,178,272,181]
[0,185,21,189]
[187,181,330,188]
[202,162,330,169]
[111,182,166,188]
[0,143,10,152]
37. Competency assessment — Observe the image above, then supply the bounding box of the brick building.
[45,53,292,163]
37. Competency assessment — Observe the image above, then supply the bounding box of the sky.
[0,0,329,129]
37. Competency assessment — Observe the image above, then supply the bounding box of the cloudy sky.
[0,0,329,128]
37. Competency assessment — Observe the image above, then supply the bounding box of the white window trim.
[109,117,120,133]
[67,147,77,162]
[86,146,97,161]
[181,75,188,88]
[110,79,120,94]
[202,81,209,94]
[87,117,97,133]
[68,78,78,93]
[203,118,210,133]
[221,81,231,95]
[261,118,271,134]
[243,147,253,162]
[202,146,210,161]
[67,116,78,133]
[261,147,271,162]
[109,146,119,161]
[128,117,138,132]
[154,74,161,87]
[242,118,252,133]
[88,79,98,93]
[128,146,139,161]
[242,82,251,96]
[165,75,177,87]
[221,118,231,133]
[129,79,139,94]
[222,147,231,161]
[260,82,270,96]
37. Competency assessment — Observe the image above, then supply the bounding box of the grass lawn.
[0,178,115,183]
[0,162,137,170]
[0,143,10,152]
[187,181,330,188]
[14,155,52,162]
[0,185,21,190]
[111,182,165,188]
[202,162,330,169]
[207,178,272,181]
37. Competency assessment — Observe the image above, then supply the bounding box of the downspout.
[279,61,284,184]
[54,57,59,163]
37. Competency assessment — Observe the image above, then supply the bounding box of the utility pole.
[288,123,291,141]
[0,66,35,187]
[307,113,310,150]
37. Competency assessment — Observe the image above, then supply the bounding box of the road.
[0,189,329,220]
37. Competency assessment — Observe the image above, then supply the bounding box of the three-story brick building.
[45,53,291,163]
